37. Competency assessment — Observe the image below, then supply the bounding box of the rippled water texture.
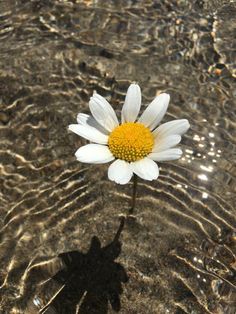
[0,0,235,313]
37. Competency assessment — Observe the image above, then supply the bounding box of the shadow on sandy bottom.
[38,217,128,314]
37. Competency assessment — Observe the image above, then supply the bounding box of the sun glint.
[108,122,154,162]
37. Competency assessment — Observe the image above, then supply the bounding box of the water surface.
[0,0,235,313]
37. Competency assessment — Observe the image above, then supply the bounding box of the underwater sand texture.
[0,0,235,313]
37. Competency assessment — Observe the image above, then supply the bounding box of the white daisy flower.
[69,83,190,185]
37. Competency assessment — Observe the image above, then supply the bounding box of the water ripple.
[0,0,235,313]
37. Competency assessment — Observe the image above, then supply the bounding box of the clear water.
[0,1,235,313]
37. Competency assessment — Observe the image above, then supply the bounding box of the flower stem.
[129,174,138,214]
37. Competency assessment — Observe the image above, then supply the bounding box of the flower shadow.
[40,217,128,314]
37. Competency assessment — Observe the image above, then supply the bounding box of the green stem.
[129,174,138,214]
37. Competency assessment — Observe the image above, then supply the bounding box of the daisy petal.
[75,144,114,164]
[152,119,190,137]
[121,83,141,123]
[149,148,183,161]
[77,113,90,125]
[138,93,170,130]
[68,124,108,144]
[89,93,119,132]
[132,158,159,181]
[108,159,133,184]
[77,113,109,135]
[153,135,181,152]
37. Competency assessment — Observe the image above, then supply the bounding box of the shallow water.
[0,0,235,313]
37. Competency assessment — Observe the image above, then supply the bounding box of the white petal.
[138,93,170,130]
[152,119,190,137]
[121,83,141,123]
[108,159,133,185]
[68,124,108,144]
[75,144,114,164]
[89,93,119,132]
[77,113,90,125]
[131,158,159,181]
[153,135,181,152]
[149,148,183,161]
[77,113,109,135]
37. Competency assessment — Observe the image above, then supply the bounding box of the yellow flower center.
[108,122,154,162]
